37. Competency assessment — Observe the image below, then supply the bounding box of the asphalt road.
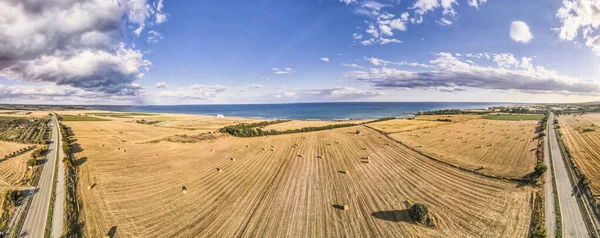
[548,113,589,237]
[544,121,556,237]
[20,114,63,237]
[52,116,65,238]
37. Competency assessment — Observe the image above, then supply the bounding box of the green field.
[88,112,157,118]
[484,113,544,121]
[61,115,110,121]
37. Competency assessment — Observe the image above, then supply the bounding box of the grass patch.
[485,113,544,121]
[60,115,110,121]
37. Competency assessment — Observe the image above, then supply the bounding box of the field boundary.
[364,125,526,183]
[554,123,600,237]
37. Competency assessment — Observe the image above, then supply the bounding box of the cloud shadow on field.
[371,210,411,222]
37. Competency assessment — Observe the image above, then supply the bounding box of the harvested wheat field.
[414,114,484,123]
[368,119,448,134]
[0,141,31,159]
[389,119,539,178]
[67,119,532,238]
[0,142,34,189]
[557,114,600,197]
[262,119,370,131]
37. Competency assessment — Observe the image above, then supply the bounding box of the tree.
[409,203,429,223]
[534,163,547,176]
[26,158,40,167]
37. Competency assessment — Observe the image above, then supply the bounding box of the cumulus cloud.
[343,52,600,94]
[156,82,167,88]
[320,57,330,62]
[0,0,167,96]
[271,67,295,75]
[510,21,534,43]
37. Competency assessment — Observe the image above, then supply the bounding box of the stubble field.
[66,117,533,238]
[557,114,600,197]
[388,119,539,178]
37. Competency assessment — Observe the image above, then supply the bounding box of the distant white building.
[216,114,225,118]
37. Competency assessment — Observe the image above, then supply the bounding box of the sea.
[91,102,512,121]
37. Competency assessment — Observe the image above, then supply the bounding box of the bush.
[534,226,547,238]
[409,203,429,223]
[26,158,40,167]
[539,132,546,137]
[535,163,547,176]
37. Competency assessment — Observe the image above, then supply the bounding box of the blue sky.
[1,0,600,104]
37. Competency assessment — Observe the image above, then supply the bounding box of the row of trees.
[59,122,82,237]
[2,146,36,161]
[221,118,396,137]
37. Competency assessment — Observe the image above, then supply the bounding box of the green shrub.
[535,163,547,175]
[409,203,429,223]
[26,158,40,167]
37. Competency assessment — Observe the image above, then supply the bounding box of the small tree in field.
[409,203,429,223]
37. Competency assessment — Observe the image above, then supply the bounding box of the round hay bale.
[217,168,222,173]
[182,186,187,194]
[230,158,236,161]
[343,205,349,210]
[155,154,158,157]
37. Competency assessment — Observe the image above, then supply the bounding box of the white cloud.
[492,53,518,68]
[276,87,381,101]
[246,84,264,89]
[156,82,167,88]
[155,0,168,24]
[343,63,364,69]
[271,67,295,75]
[340,0,358,4]
[413,0,440,15]
[320,57,330,62]
[156,84,227,101]
[437,18,453,26]
[283,92,297,98]
[366,57,430,68]
[148,30,163,43]
[352,33,364,39]
[510,21,534,43]
[556,0,600,42]
[344,52,600,94]
[468,0,487,8]
[0,0,168,96]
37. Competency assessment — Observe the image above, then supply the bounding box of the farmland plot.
[557,114,600,197]
[389,119,539,178]
[67,119,533,238]
[368,119,448,134]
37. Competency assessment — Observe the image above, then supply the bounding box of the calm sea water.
[91,102,511,120]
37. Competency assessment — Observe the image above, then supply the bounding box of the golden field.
[65,116,534,237]
[0,141,35,189]
[557,114,600,197]
[368,119,448,134]
[389,119,539,178]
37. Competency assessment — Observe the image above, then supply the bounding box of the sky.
[1,0,600,105]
